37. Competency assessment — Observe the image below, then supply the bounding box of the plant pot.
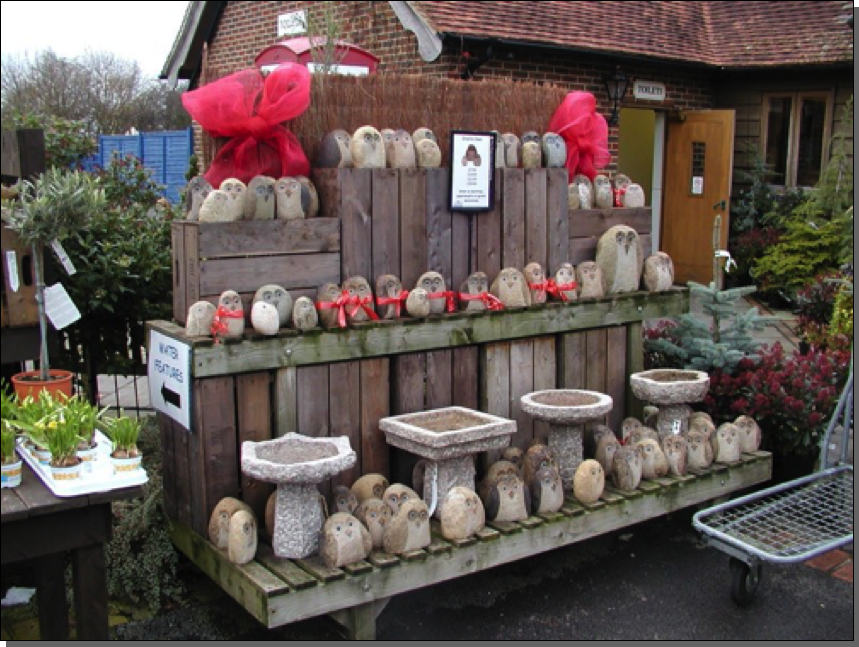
[11,369,74,402]
[76,443,99,473]
[50,459,82,482]
[1,459,23,488]
[111,454,142,475]
[34,447,52,465]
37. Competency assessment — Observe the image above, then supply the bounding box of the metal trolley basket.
[693,372,853,606]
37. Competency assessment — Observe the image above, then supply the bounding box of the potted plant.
[101,414,143,474]
[65,395,107,472]
[2,168,105,401]
[1,426,22,488]
[44,408,85,481]
[9,392,61,464]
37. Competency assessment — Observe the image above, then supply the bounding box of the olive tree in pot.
[2,168,105,400]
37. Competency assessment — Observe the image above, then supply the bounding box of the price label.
[50,239,76,275]
[5,251,19,292]
[671,419,683,435]
[45,283,82,330]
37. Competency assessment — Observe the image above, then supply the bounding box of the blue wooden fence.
[81,129,193,205]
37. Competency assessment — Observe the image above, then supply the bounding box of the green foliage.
[101,413,141,456]
[185,154,200,182]
[831,285,853,342]
[730,144,776,235]
[4,112,96,169]
[96,152,165,209]
[1,427,16,464]
[45,415,83,467]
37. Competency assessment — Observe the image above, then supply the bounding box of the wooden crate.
[171,218,341,325]
[1,226,38,328]
[568,207,653,265]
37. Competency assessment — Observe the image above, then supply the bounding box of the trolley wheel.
[729,557,762,606]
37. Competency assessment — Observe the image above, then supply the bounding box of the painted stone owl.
[523,262,548,305]
[712,422,741,464]
[185,175,213,221]
[331,485,359,515]
[198,190,234,222]
[440,486,486,541]
[521,141,542,169]
[530,465,565,514]
[354,498,393,550]
[342,276,376,324]
[572,175,593,204]
[383,483,420,514]
[643,252,675,292]
[208,497,255,550]
[415,271,449,315]
[662,435,689,477]
[319,512,372,568]
[501,133,521,168]
[621,417,643,444]
[490,267,531,308]
[596,225,644,294]
[478,460,520,501]
[253,284,293,327]
[734,415,762,454]
[541,132,567,168]
[521,131,540,146]
[689,411,714,425]
[295,176,319,218]
[501,447,525,475]
[315,129,352,168]
[611,445,643,492]
[576,261,605,299]
[375,274,406,319]
[405,287,430,319]
[636,438,669,479]
[628,426,660,447]
[381,128,395,152]
[613,173,632,193]
[220,178,247,221]
[412,127,437,146]
[643,405,660,429]
[568,182,581,210]
[482,473,531,523]
[185,301,216,337]
[415,139,442,168]
[351,473,390,505]
[383,499,431,554]
[317,283,344,329]
[685,429,714,469]
[492,131,505,168]
[459,271,492,313]
[227,509,258,565]
[623,183,646,208]
[593,174,614,209]
[595,433,621,478]
[551,263,578,301]
[250,301,280,335]
[522,443,559,488]
[386,129,416,168]
[244,175,276,220]
[350,125,386,168]
[292,296,318,330]
[588,423,616,456]
[573,459,605,505]
[216,290,245,339]
[688,417,716,442]
[275,176,310,220]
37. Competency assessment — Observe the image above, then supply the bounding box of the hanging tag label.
[672,419,683,436]
[5,251,20,292]
[45,283,82,330]
[50,239,76,276]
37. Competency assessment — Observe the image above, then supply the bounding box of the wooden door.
[662,110,735,285]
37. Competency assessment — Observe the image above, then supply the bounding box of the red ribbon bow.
[458,291,505,311]
[375,290,410,318]
[346,295,380,322]
[545,279,578,302]
[426,291,457,313]
[210,305,245,343]
[528,281,550,294]
[614,187,627,208]
[316,291,351,328]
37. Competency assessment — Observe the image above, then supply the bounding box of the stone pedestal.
[547,424,585,491]
[272,483,324,558]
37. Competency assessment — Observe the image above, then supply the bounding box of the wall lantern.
[603,68,630,127]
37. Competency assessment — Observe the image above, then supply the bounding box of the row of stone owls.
[184,174,319,222]
[569,173,646,210]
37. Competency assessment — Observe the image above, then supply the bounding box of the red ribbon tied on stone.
[210,305,245,343]
[614,187,627,208]
[376,290,410,318]
[458,291,505,311]
[181,63,312,187]
[545,279,578,302]
[346,295,380,322]
[316,291,351,329]
[427,291,457,313]
[547,91,610,182]
[528,281,550,295]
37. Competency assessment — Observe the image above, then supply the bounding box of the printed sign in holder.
[148,330,192,430]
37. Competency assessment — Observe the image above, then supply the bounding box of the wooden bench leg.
[34,552,69,640]
[329,598,391,640]
[72,543,109,640]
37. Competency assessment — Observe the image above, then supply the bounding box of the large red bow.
[547,91,610,182]
[376,290,410,318]
[426,291,457,313]
[458,291,505,311]
[211,305,245,343]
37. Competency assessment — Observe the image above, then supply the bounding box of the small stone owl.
[596,225,644,294]
[595,433,621,478]
[253,284,293,327]
[215,290,245,339]
[551,263,578,301]
[440,486,486,541]
[636,438,669,479]
[198,190,234,222]
[342,276,376,324]
[577,182,593,210]
[593,174,614,209]
[331,485,359,514]
[386,129,416,168]
[383,499,431,554]
[292,296,319,330]
[415,139,442,168]
[319,512,372,568]
[185,301,216,337]
[643,405,660,429]
[588,423,617,456]
[411,127,437,145]
[227,509,258,565]
[383,484,420,515]
[295,176,319,218]
[351,473,390,505]
[688,417,716,442]
[317,283,344,329]
[612,446,644,492]
[482,473,531,523]
[380,128,395,152]
[734,415,762,454]
[613,173,632,194]
[573,459,605,505]
[522,443,559,487]
[521,141,542,169]
[350,125,386,169]
[628,426,660,447]
[250,301,280,335]
[244,175,276,220]
[375,274,406,319]
[220,178,247,221]
[621,417,643,444]
[405,287,430,319]
[315,129,352,168]
[459,271,492,313]
[623,183,646,208]
[523,262,548,305]
[415,271,449,315]
[501,133,521,168]
[521,131,540,146]
[541,132,566,168]
[354,498,393,550]
[643,252,675,292]
[568,182,581,210]
[689,411,714,425]
[685,429,714,470]
[492,131,505,168]
[576,261,605,299]
[662,435,689,476]
[275,176,310,220]
[490,267,531,308]
[208,497,255,550]
[573,174,593,201]
[478,460,520,501]
[185,175,213,221]
[711,423,741,464]
[501,447,525,475]
[530,465,565,514]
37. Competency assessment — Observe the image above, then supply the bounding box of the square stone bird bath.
[379,407,516,518]
[629,369,710,438]
[241,433,356,558]
[520,390,614,491]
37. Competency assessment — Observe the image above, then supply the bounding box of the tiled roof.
[413,0,853,67]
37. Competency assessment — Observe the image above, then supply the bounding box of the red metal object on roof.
[255,37,379,73]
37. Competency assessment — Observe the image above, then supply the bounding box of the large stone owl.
[315,129,352,168]
[405,287,430,319]
[523,262,548,305]
[319,512,372,568]
[375,274,407,319]
[595,433,621,478]
[215,290,245,339]
[354,498,392,550]
[573,459,605,505]
[253,284,293,327]
[350,125,386,169]
[551,263,578,302]
[317,283,344,329]
[711,423,741,464]
[250,301,279,335]
[185,301,216,337]
[734,415,762,454]
[611,446,643,492]
[490,267,531,308]
[295,176,319,218]
[636,438,669,479]
[662,435,689,476]
[383,499,431,554]
[541,132,566,168]
[482,473,531,523]
[568,182,581,210]
[593,174,614,209]
[440,486,486,541]
[185,175,213,221]
[530,465,565,513]
[412,127,437,146]
[292,296,319,330]
[383,483,420,515]
[596,225,644,294]
[244,175,276,220]
[501,133,521,168]
[623,183,646,208]
[208,497,255,550]
[415,139,442,168]
[342,276,376,324]
[220,178,247,221]
[576,261,605,299]
[227,509,258,565]
[351,473,390,505]
[415,271,450,315]
[685,429,714,470]
[198,190,234,222]
[522,141,542,169]
[643,252,675,292]
[386,129,416,169]
[459,271,492,313]
[275,176,310,220]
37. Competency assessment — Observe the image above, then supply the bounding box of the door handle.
[712,200,726,211]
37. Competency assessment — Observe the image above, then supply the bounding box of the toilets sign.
[148,330,191,429]
[633,80,666,102]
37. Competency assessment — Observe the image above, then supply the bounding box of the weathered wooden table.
[1,462,143,640]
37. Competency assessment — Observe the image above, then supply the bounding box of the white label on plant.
[50,239,76,275]
[672,419,682,435]
[5,251,19,292]
[45,283,82,330]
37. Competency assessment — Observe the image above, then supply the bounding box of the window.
[762,92,833,188]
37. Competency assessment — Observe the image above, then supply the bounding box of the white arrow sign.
[148,330,192,430]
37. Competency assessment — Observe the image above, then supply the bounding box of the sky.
[0,0,190,78]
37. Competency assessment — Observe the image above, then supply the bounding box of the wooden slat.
[1,129,21,177]
[197,377,240,528]
[509,340,535,450]
[391,353,426,485]
[256,544,318,590]
[585,329,608,398]
[605,326,627,430]
[184,224,201,313]
[197,219,340,258]
[15,129,46,180]
[501,168,525,269]
[368,551,400,569]
[371,168,400,280]
[296,365,330,496]
[295,555,346,582]
[199,253,341,296]
[399,168,428,289]
[558,332,586,389]
[340,167,373,281]
[451,346,479,410]
[171,223,187,324]
[568,208,652,238]
[487,520,522,535]
[329,361,362,488]
[1,486,29,522]
[520,516,544,530]
[532,336,556,442]
[274,367,298,437]
[360,359,391,478]
[450,211,475,297]
[426,168,453,284]
[426,350,453,409]
[158,415,178,521]
[546,168,570,274]
[475,527,500,542]
[524,168,548,267]
[310,168,341,219]
[401,549,428,563]
[476,169,503,282]
[237,372,275,521]
[173,412,193,529]
[625,321,645,421]
[481,342,511,466]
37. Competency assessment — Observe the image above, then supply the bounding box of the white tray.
[16,429,148,497]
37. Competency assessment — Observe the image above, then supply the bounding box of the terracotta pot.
[1,459,23,488]
[11,369,74,402]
